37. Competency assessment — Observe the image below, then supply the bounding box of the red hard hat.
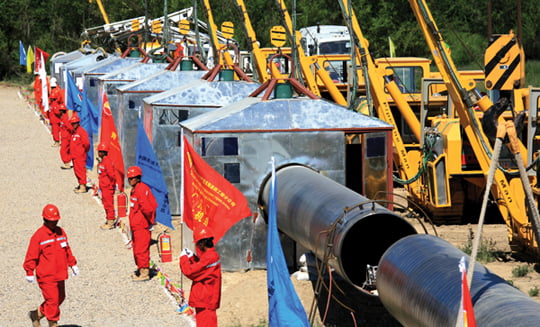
[97,143,109,152]
[42,204,61,221]
[57,103,67,111]
[127,166,143,178]
[194,227,214,243]
[70,112,80,123]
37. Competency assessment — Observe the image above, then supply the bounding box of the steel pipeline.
[377,234,540,327]
[258,164,417,289]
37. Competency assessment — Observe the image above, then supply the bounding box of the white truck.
[299,25,351,56]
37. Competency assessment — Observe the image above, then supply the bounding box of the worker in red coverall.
[34,73,44,115]
[97,142,117,230]
[24,204,78,327]
[48,77,64,147]
[69,112,90,193]
[180,228,222,327]
[58,107,73,170]
[127,166,157,281]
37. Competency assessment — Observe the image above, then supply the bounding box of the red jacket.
[180,247,221,310]
[59,114,73,139]
[70,125,90,159]
[23,225,77,283]
[129,182,157,231]
[98,156,116,190]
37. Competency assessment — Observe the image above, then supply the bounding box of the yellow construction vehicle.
[407,0,540,258]
[337,0,540,259]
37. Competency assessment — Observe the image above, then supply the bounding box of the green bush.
[528,286,539,297]
[525,60,540,87]
[512,264,530,278]
[459,228,502,263]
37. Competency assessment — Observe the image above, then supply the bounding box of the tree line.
[1,0,538,80]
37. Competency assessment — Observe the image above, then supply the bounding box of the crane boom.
[234,0,283,82]
[274,0,349,104]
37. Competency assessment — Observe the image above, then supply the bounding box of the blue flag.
[267,158,310,327]
[135,119,174,229]
[19,41,26,66]
[65,72,83,112]
[81,89,99,169]
[66,72,99,169]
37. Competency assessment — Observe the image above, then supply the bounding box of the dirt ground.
[3,83,540,327]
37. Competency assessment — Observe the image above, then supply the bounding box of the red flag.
[100,93,125,192]
[34,47,50,74]
[457,257,476,327]
[183,136,252,243]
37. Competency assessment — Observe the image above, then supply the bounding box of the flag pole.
[180,128,185,289]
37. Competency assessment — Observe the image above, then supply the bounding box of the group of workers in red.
[23,74,222,327]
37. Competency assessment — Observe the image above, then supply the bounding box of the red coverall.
[70,125,90,185]
[129,182,157,269]
[23,225,77,322]
[48,88,64,142]
[180,247,222,327]
[49,107,62,143]
[59,114,73,164]
[98,155,117,221]
[34,75,43,114]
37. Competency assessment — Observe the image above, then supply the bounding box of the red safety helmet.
[127,166,143,178]
[42,204,61,221]
[193,227,214,243]
[57,103,67,111]
[97,143,109,152]
[70,112,80,123]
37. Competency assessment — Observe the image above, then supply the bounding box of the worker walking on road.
[180,228,222,327]
[127,166,157,281]
[24,204,79,327]
[97,142,117,230]
[69,112,90,193]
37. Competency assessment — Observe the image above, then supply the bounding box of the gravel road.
[0,85,194,327]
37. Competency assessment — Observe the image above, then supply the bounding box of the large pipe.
[377,234,540,327]
[258,164,417,288]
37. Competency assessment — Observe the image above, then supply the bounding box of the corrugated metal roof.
[144,80,261,106]
[116,70,206,92]
[83,57,141,75]
[99,62,169,81]
[182,97,392,132]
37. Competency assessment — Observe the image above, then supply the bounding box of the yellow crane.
[201,0,235,68]
[234,0,281,83]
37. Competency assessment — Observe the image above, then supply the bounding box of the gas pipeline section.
[258,165,540,327]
